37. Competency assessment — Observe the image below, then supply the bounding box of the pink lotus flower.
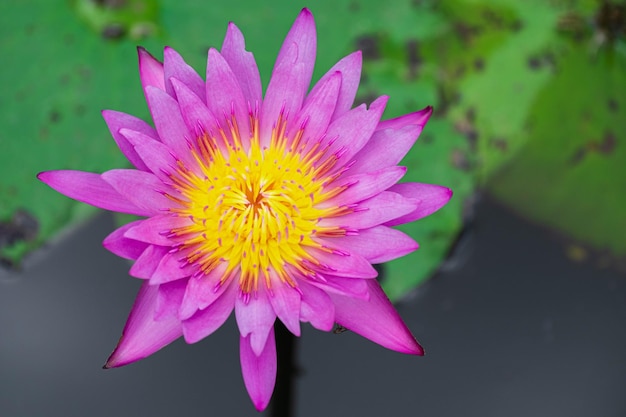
[38,8,451,411]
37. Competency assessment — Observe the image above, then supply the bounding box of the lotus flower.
[38,8,452,411]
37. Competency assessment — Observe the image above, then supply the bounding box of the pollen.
[166,113,351,294]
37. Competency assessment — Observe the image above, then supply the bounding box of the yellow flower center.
[167,114,350,293]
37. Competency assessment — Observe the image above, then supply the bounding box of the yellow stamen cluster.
[167,114,350,293]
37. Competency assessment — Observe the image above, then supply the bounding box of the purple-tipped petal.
[163,46,206,102]
[102,110,158,171]
[149,252,195,284]
[104,281,183,368]
[240,327,277,412]
[321,96,388,172]
[171,78,220,142]
[120,128,179,183]
[144,86,195,167]
[330,279,423,355]
[129,245,169,279]
[235,289,276,356]
[321,191,418,230]
[138,47,165,95]
[37,170,149,216]
[260,9,316,145]
[376,106,433,131]
[298,280,335,331]
[308,51,362,121]
[385,183,453,226]
[182,279,237,343]
[288,71,341,145]
[349,124,423,175]
[221,22,262,106]
[307,247,377,279]
[179,262,230,320]
[205,48,251,147]
[101,169,172,214]
[332,226,419,264]
[124,214,188,246]
[103,221,149,260]
[155,278,188,321]
[268,271,302,336]
[324,165,406,207]
[309,275,369,300]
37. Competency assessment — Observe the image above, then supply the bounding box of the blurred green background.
[1,0,624,300]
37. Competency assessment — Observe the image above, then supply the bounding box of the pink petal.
[323,165,407,207]
[320,191,418,229]
[349,124,423,175]
[288,71,341,148]
[104,281,183,368]
[129,245,169,279]
[171,78,220,142]
[120,128,178,183]
[308,51,362,121]
[235,289,276,356]
[376,106,433,131]
[298,280,335,331]
[307,247,377,279]
[137,46,165,95]
[149,251,195,284]
[101,169,172,214]
[179,262,230,320]
[101,110,158,171]
[221,22,262,107]
[144,86,195,167]
[260,8,316,145]
[384,183,453,226]
[37,170,149,216]
[123,214,188,246]
[103,221,149,260]
[240,327,277,412]
[309,275,369,299]
[155,278,188,321]
[163,46,206,102]
[267,271,302,336]
[182,278,237,343]
[330,279,423,355]
[205,48,251,147]
[321,96,387,172]
[331,226,419,264]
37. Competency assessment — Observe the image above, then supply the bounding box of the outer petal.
[320,191,418,230]
[37,170,149,216]
[101,169,172,214]
[101,110,158,171]
[155,278,188,321]
[324,165,406,207]
[307,51,362,121]
[307,247,377,279]
[267,270,302,336]
[182,278,237,343]
[104,281,183,368]
[221,22,262,106]
[171,78,220,142]
[298,280,335,331]
[138,46,165,95]
[329,279,423,355]
[260,8,316,145]
[120,128,179,183]
[349,124,423,175]
[205,48,251,147]
[123,214,189,246]
[331,226,419,264]
[235,289,276,356]
[103,221,149,260]
[384,183,453,226]
[129,245,169,279]
[163,46,206,102]
[376,106,433,131]
[240,327,277,412]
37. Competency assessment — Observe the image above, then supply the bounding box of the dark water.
[2,197,625,416]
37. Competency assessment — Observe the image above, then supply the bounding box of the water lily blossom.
[38,8,452,411]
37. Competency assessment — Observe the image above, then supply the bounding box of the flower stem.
[269,320,298,417]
